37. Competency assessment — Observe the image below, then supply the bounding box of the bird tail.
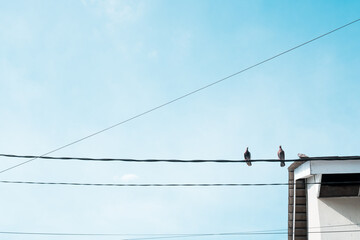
[246,161,252,166]
[280,161,285,167]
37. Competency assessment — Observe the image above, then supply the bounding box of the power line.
[1,180,359,187]
[309,229,360,234]
[0,232,179,237]
[1,228,359,239]
[1,18,359,176]
[0,181,291,187]
[0,230,288,238]
[125,232,288,240]
[309,223,360,229]
[0,223,358,237]
[1,153,359,163]
[0,231,286,238]
[2,223,357,238]
[126,229,360,240]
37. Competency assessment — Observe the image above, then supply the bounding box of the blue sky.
[1,0,360,239]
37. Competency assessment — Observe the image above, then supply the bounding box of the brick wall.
[288,163,307,240]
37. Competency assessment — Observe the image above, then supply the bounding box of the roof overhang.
[294,159,360,180]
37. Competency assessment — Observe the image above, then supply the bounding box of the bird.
[244,147,252,166]
[297,153,309,159]
[278,145,285,167]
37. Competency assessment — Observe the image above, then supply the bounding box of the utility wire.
[125,232,288,240]
[1,18,359,175]
[0,232,180,237]
[0,230,288,238]
[1,229,360,238]
[1,180,359,187]
[309,229,360,234]
[309,223,360,229]
[1,154,359,163]
[0,223,358,237]
[126,229,360,240]
[0,231,285,238]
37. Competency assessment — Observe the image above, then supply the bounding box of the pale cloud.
[82,0,146,24]
[147,50,158,59]
[0,16,34,47]
[0,59,43,105]
[173,30,192,50]
[103,0,145,23]
[171,30,193,58]
[120,174,139,182]
[80,0,88,6]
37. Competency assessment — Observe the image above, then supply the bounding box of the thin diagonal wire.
[125,232,288,240]
[1,18,359,175]
[0,223,358,237]
[125,229,360,240]
[0,231,289,238]
[1,153,360,162]
[4,230,360,239]
[123,228,360,240]
[1,181,360,187]
[0,232,180,237]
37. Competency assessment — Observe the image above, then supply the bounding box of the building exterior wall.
[307,175,360,240]
[289,163,308,240]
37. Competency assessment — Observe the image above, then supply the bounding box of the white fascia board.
[294,161,311,180]
[310,160,360,174]
[294,160,360,180]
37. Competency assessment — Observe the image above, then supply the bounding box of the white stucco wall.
[307,175,360,240]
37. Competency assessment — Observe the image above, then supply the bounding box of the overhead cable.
[1,18,359,175]
[1,229,359,238]
[0,223,358,237]
[0,231,285,238]
[125,229,360,240]
[1,180,360,187]
[0,153,359,163]
[127,229,360,240]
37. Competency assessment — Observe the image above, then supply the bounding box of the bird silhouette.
[297,153,309,159]
[278,146,285,167]
[244,147,252,166]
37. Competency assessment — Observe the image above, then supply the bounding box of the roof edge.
[288,160,307,171]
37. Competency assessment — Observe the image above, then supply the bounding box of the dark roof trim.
[288,161,306,171]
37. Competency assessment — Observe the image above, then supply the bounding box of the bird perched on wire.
[298,153,309,159]
[244,147,252,166]
[278,146,285,167]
